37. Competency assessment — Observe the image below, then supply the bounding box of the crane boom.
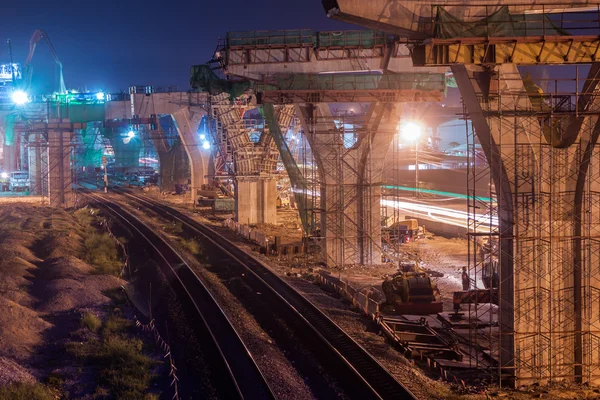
[24,29,66,94]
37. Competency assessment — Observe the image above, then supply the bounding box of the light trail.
[381,199,498,230]
[381,184,493,203]
[292,189,499,230]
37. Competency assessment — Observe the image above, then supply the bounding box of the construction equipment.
[382,219,422,244]
[382,262,443,315]
[22,30,66,94]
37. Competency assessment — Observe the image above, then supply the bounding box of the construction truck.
[9,171,29,192]
[382,219,422,244]
[382,262,443,314]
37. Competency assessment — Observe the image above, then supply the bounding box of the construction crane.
[23,29,66,94]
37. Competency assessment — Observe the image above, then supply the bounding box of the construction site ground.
[133,188,600,399]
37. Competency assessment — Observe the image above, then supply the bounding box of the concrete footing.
[235,178,277,225]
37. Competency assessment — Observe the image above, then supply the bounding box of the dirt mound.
[0,298,51,361]
[0,257,37,306]
[35,257,123,314]
[35,257,93,280]
[34,232,84,260]
[0,357,36,386]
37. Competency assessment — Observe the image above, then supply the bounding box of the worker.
[461,267,470,291]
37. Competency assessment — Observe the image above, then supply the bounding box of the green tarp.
[435,6,570,39]
[316,30,386,48]
[227,30,313,47]
[257,72,445,92]
[4,114,16,146]
[190,65,252,99]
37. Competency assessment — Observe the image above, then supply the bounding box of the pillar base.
[235,178,277,225]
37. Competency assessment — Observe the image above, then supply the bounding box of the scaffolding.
[299,110,383,266]
[463,65,600,387]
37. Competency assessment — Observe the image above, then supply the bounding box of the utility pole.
[102,156,108,193]
[7,39,15,84]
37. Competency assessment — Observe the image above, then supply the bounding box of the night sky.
[0,0,352,94]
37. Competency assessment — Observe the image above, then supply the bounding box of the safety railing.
[227,29,314,47]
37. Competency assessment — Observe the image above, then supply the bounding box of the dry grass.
[68,311,156,399]
[81,312,102,332]
[82,233,122,276]
[179,237,201,255]
[0,382,58,400]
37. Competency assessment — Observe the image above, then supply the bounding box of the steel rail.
[80,189,275,400]
[115,188,418,400]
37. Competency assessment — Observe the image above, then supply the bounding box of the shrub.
[81,312,102,332]
[83,233,122,275]
[179,238,201,255]
[92,336,154,399]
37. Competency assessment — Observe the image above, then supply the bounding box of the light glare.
[96,92,105,100]
[127,130,136,138]
[12,90,29,105]
[202,141,210,150]
[400,122,422,142]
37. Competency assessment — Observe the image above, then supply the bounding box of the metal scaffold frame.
[463,65,600,387]
[302,111,380,267]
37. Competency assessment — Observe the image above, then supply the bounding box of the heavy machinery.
[382,262,443,314]
[382,219,423,244]
[22,29,66,94]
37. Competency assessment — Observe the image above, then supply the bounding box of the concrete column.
[453,62,600,386]
[28,134,46,196]
[170,107,209,203]
[298,103,402,266]
[47,129,73,207]
[235,177,277,225]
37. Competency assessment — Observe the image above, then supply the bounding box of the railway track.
[79,189,275,400]
[109,187,418,400]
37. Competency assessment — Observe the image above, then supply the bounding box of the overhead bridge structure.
[194,29,446,266]
[324,0,600,388]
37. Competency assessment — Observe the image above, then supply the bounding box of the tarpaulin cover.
[435,6,570,39]
[317,30,386,48]
[4,113,15,146]
[257,72,445,92]
[190,65,252,100]
[227,30,313,47]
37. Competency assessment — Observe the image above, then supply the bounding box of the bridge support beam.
[298,102,402,266]
[47,129,74,207]
[212,97,294,225]
[454,62,600,386]
[170,107,209,204]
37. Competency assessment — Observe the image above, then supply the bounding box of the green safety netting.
[257,72,445,92]
[316,30,386,48]
[48,103,106,123]
[227,30,313,47]
[4,114,16,146]
[190,65,252,99]
[435,6,569,39]
[76,126,104,168]
[262,103,312,234]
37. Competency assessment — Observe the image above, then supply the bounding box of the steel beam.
[414,37,600,66]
